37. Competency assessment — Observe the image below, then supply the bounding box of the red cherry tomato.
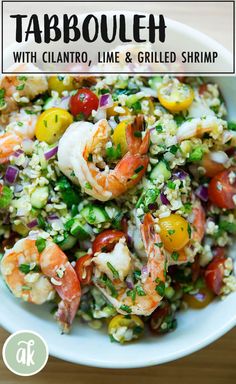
[205,250,226,295]
[92,229,125,254]
[208,169,236,209]
[201,154,225,178]
[149,302,172,334]
[191,255,201,283]
[199,83,208,95]
[75,254,93,285]
[69,88,99,118]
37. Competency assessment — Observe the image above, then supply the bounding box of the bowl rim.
[0,306,236,368]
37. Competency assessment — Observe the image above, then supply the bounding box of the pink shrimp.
[191,199,206,242]
[58,116,150,201]
[0,132,22,164]
[93,213,166,316]
[0,235,81,333]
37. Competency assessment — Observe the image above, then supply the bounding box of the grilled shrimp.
[0,234,81,333]
[58,116,150,201]
[177,116,225,141]
[93,213,166,316]
[0,107,39,163]
[0,64,48,121]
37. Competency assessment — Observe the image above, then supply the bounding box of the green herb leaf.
[120,304,132,313]
[171,251,179,261]
[188,147,203,162]
[36,237,46,253]
[155,280,165,296]
[107,262,119,279]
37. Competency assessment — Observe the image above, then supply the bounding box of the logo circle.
[2,330,48,376]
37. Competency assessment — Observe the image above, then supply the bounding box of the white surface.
[1,19,236,368]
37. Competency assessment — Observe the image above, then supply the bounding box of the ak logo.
[2,330,48,376]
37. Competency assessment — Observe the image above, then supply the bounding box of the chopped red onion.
[27,218,38,229]
[99,94,113,109]
[44,146,58,160]
[47,214,59,221]
[5,166,19,184]
[126,277,134,290]
[160,192,170,205]
[195,185,208,202]
[13,149,23,158]
[173,169,188,180]
[141,265,149,279]
[148,203,158,211]
[59,96,70,110]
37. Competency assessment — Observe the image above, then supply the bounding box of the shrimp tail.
[55,296,81,334]
[126,115,150,155]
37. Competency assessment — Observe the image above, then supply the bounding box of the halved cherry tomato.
[70,88,99,118]
[208,168,236,209]
[184,287,214,309]
[75,254,93,285]
[112,120,130,155]
[106,102,131,119]
[149,302,175,334]
[158,81,194,113]
[92,229,125,254]
[205,250,226,295]
[159,214,190,252]
[191,254,201,283]
[199,83,208,96]
[35,108,73,144]
[201,154,225,178]
[48,76,74,95]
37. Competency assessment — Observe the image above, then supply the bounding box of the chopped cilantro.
[187,223,192,238]
[188,147,203,162]
[120,304,132,313]
[156,124,163,132]
[106,143,122,161]
[136,285,146,296]
[134,131,142,138]
[228,121,236,131]
[219,221,236,234]
[16,84,25,91]
[36,237,46,253]
[107,262,119,279]
[134,165,144,174]
[167,180,176,190]
[155,280,165,296]
[85,182,92,190]
[171,251,179,261]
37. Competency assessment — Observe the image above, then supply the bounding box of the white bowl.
[1,16,236,368]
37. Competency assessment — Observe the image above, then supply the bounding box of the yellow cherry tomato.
[35,108,73,144]
[159,214,190,252]
[183,287,215,309]
[158,81,194,113]
[48,76,74,95]
[112,119,132,155]
[108,314,144,343]
[107,102,131,119]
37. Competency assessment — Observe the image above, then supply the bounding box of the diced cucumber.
[125,93,143,108]
[56,234,77,251]
[30,187,49,209]
[150,161,171,181]
[81,205,109,225]
[70,220,92,239]
[148,76,163,91]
